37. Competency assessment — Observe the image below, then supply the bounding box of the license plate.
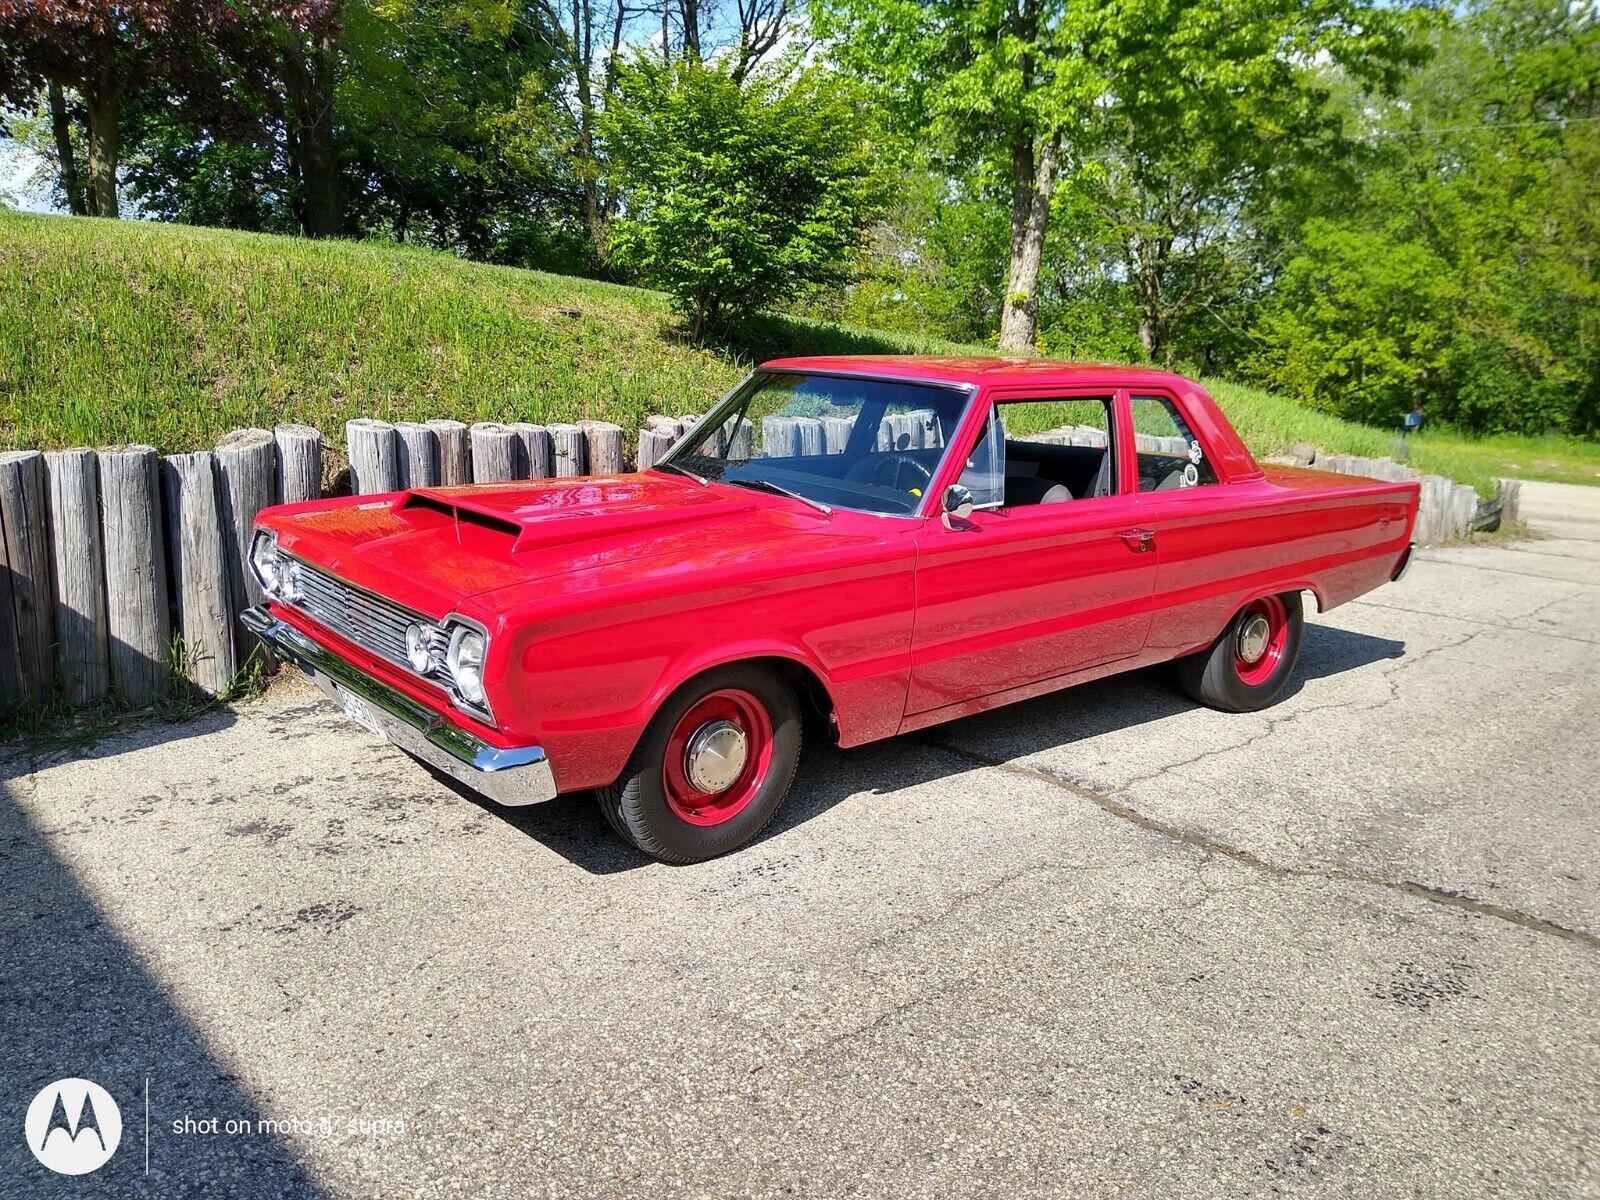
[339,689,387,741]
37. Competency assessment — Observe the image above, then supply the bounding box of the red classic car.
[245,357,1418,862]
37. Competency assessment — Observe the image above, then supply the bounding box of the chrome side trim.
[244,607,555,807]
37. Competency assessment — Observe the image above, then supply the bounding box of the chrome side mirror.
[941,483,974,529]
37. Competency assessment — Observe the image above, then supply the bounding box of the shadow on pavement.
[0,704,240,784]
[0,780,329,1199]
[449,620,1405,874]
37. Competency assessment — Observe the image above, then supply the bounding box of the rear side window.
[1131,395,1218,492]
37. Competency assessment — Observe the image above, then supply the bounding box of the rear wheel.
[1178,592,1303,713]
[596,664,801,864]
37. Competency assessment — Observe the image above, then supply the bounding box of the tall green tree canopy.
[603,59,885,339]
[1251,0,1600,434]
[814,0,1418,354]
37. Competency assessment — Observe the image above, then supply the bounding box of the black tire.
[595,664,802,864]
[1178,591,1304,713]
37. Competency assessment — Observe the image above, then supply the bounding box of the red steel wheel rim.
[1234,595,1289,687]
[661,688,774,827]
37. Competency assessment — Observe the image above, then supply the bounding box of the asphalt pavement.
[3,483,1597,1199]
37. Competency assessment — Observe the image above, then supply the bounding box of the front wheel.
[1178,592,1304,713]
[596,664,802,864]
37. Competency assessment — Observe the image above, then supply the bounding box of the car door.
[906,387,1159,714]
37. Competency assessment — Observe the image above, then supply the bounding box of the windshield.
[663,371,972,516]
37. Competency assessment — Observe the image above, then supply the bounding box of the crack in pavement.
[1349,598,1600,646]
[1415,555,1600,589]
[1112,622,1493,794]
[921,739,1600,953]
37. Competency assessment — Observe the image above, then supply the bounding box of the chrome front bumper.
[243,606,557,806]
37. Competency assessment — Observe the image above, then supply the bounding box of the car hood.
[265,472,803,619]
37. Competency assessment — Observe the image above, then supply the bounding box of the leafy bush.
[1246,222,1459,428]
[603,60,886,341]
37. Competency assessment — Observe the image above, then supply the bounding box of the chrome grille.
[288,558,419,669]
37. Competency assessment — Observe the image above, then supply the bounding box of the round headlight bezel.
[250,531,285,596]
[446,625,488,707]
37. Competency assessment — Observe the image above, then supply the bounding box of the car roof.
[757,355,1195,389]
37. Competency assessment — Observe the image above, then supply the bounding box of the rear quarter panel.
[1138,465,1418,659]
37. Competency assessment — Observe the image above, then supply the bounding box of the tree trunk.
[282,36,343,238]
[1134,268,1171,364]
[679,0,701,60]
[997,133,1059,355]
[83,78,122,219]
[48,82,87,216]
[573,0,604,251]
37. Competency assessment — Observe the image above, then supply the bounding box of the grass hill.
[4,210,1597,496]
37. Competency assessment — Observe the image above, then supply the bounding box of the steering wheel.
[847,452,932,493]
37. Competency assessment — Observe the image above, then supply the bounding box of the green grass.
[4,210,1597,497]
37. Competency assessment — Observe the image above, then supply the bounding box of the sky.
[0,138,55,213]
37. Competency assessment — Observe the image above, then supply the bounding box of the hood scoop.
[398,492,520,538]
[401,476,757,556]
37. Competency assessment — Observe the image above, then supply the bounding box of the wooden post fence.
[0,451,54,707]
[43,449,109,705]
[162,451,236,695]
[346,418,400,495]
[396,422,441,489]
[428,419,471,486]
[215,429,276,669]
[98,446,170,706]
[471,423,519,483]
[274,424,323,504]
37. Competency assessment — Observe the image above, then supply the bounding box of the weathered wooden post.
[794,417,824,457]
[637,427,676,471]
[822,416,853,454]
[549,423,587,477]
[470,422,519,483]
[428,419,471,486]
[42,449,109,705]
[215,428,277,667]
[161,452,236,695]
[274,424,323,504]
[581,421,625,475]
[98,445,170,706]
[0,451,55,708]
[726,421,753,459]
[345,418,400,495]
[762,416,800,457]
[511,423,553,479]
[395,422,440,489]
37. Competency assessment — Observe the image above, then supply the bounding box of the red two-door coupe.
[244,357,1418,862]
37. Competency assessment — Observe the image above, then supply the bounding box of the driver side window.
[961,397,1118,509]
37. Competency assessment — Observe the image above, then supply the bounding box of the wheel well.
[742,656,837,742]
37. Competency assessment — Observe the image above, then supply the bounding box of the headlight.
[250,531,285,596]
[406,623,434,673]
[447,626,487,705]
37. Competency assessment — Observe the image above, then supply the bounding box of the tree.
[1247,221,1459,425]
[816,0,1418,355]
[1246,0,1600,435]
[603,59,885,340]
[0,0,229,217]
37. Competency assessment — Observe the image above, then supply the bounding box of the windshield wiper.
[655,460,709,486]
[725,477,833,515]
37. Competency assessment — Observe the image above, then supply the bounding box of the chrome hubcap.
[684,719,748,793]
[1237,614,1273,664]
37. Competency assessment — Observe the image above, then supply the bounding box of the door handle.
[1118,529,1156,553]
